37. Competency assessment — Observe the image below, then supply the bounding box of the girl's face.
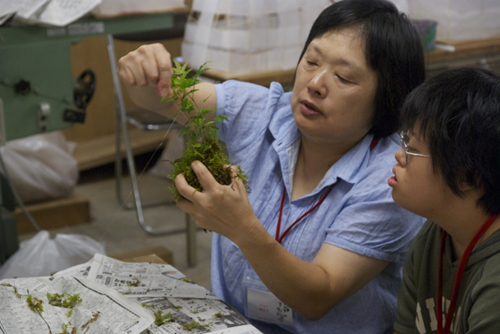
[390,127,455,221]
[291,27,378,148]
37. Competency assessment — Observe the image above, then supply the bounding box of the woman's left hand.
[174,161,258,242]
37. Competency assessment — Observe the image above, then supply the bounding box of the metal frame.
[107,35,197,266]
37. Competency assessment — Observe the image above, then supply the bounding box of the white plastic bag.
[0,131,78,204]
[0,230,105,279]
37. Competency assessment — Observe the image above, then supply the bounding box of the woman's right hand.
[117,43,174,99]
[117,43,217,121]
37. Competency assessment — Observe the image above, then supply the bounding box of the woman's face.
[291,27,378,147]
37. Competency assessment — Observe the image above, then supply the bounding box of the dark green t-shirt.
[394,220,500,334]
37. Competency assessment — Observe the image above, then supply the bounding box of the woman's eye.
[305,59,317,66]
[336,75,352,84]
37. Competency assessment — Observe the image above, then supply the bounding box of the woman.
[117,0,426,332]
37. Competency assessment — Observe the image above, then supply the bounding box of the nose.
[395,148,406,165]
[307,69,328,97]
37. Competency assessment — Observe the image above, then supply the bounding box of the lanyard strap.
[275,184,335,244]
[436,214,499,334]
[274,137,380,245]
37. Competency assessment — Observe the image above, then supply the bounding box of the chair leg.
[114,95,170,210]
[114,93,130,209]
[106,34,197,265]
[186,214,198,267]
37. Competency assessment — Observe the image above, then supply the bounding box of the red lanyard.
[274,138,380,245]
[436,214,499,334]
[275,183,335,244]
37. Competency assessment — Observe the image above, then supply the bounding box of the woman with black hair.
[118,1,426,332]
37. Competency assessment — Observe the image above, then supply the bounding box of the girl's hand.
[174,161,258,243]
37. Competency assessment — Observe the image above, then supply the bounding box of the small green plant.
[154,310,177,326]
[182,319,212,331]
[1,283,21,298]
[56,323,76,334]
[126,278,140,287]
[81,311,100,330]
[165,61,250,200]
[47,292,82,317]
[26,294,44,313]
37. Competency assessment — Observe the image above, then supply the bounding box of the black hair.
[297,0,425,138]
[400,67,500,214]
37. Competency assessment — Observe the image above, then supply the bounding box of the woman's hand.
[117,43,174,98]
[116,43,217,122]
[174,161,258,243]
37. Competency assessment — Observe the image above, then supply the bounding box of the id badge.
[246,287,294,327]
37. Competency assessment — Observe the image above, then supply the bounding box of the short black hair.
[400,67,500,215]
[297,0,425,138]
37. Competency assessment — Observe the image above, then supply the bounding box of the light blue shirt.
[212,80,425,334]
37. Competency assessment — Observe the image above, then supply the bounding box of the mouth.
[300,99,322,116]
[388,167,398,187]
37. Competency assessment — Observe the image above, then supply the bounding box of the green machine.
[0,12,181,264]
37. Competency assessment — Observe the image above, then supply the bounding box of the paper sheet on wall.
[0,0,49,24]
[17,0,102,26]
[0,0,102,26]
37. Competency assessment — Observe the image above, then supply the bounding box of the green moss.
[81,311,100,330]
[1,283,21,298]
[154,310,177,326]
[181,319,212,331]
[165,61,250,200]
[56,323,76,334]
[47,292,82,309]
[126,278,140,287]
[26,294,44,313]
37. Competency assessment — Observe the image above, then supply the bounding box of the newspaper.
[85,254,218,299]
[138,296,262,334]
[1,254,263,334]
[0,276,154,334]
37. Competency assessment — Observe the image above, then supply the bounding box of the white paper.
[138,296,262,334]
[8,0,101,27]
[27,0,102,26]
[15,0,51,19]
[86,254,218,299]
[0,276,154,334]
[0,254,263,334]
[0,0,23,18]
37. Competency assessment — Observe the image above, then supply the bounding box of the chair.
[106,12,197,266]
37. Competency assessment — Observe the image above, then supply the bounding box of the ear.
[458,173,483,198]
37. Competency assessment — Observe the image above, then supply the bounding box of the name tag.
[247,288,294,327]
